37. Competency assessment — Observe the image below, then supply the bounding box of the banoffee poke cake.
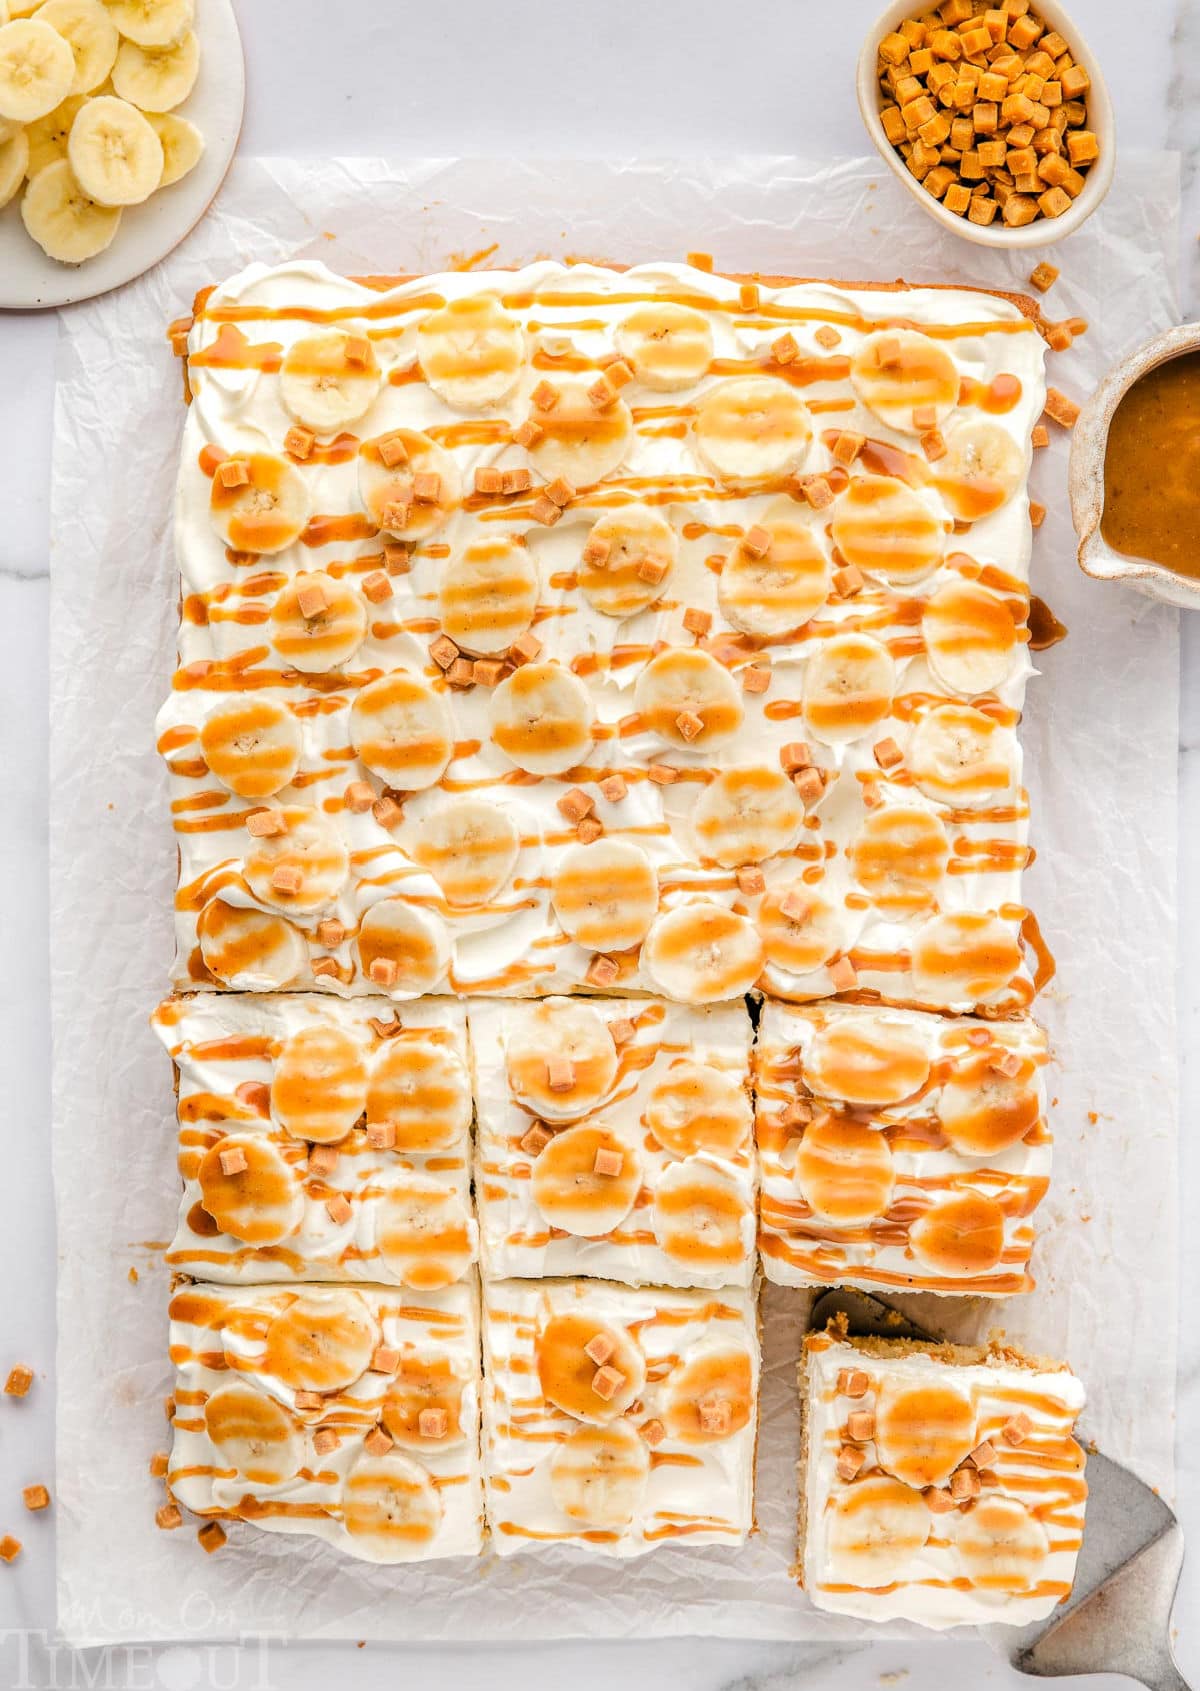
[799,1327,1087,1629]
[482,1277,759,1557]
[167,1280,483,1563]
[162,257,1048,1012]
[755,1000,1050,1295]
[471,995,757,1287]
[152,994,477,1287]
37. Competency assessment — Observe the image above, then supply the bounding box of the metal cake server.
[809,1289,1189,1690]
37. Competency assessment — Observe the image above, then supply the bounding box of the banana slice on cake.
[550,838,658,952]
[110,25,197,109]
[271,1025,369,1145]
[663,1344,754,1443]
[0,124,27,205]
[936,421,1025,521]
[645,1062,751,1158]
[381,1351,467,1451]
[366,1038,472,1152]
[694,376,812,485]
[196,897,306,990]
[910,911,1022,1005]
[806,1014,931,1106]
[758,883,843,975]
[652,1156,753,1272]
[203,1384,302,1486]
[642,901,764,1003]
[922,578,1018,696]
[0,18,75,121]
[210,452,310,555]
[849,804,950,914]
[803,631,895,743]
[633,648,743,748]
[488,660,593,775]
[242,805,349,913]
[349,670,454,791]
[103,0,194,48]
[955,1496,1050,1592]
[549,1421,650,1529]
[37,0,117,92]
[907,703,1016,809]
[523,377,634,487]
[691,766,805,867]
[67,93,161,203]
[826,1475,931,1583]
[409,796,520,908]
[530,1124,642,1236]
[356,898,451,996]
[911,1188,1007,1277]
[269,572,366,674]
[21,156,120,258]
[376,1174,475,1289]
[614,301,713,390]
[850,329,959,433]
[830,474,944,585]
[873,1378,976,1488]
[263,1291,379,1394]
[939,1047,1039,1154]
[795,1114,895,1224]
[359,428,460,543]
[200,698,301,799]
[279,330,382,431]
[342,1452,443,1562]
[438,537,538,656]
[145,107,201,184]
[536,1311,645,1423]
[417,293,524,409]
[506,997,617,1121]
[578,505,678,619]
[718,507,830,635]
[196,1133,303,1247]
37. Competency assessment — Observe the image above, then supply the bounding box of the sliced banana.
[549,1421,649,1530]
[196,896,306,990]
[955,1496,1050,1593]
[488,660,593,776]
[23,91,83,175]
[0,18,74,120]
[850,329,959,433]
[197,1133,303,1246]
[269,572,365,674]
[873,1379,977,1487]
[243,805,349,914]
[376,1174,474,1289]
[803,631,895,744]
[409,796,519,908]
[849,804,950,914]
[359,428,461,543]
[922,579,1018,696]
[826,1475,931,1584]
[438,536,538,656]
[910,1188,1007,1277]
[356,898,451,997]
[907,702,1016,810]
[910,911,1022,1004]
[279,330,382,431]
[633,648,743,749]
[642,901,764,1004]
[506,997,617,1122]
[0,122,26,204]
[200,699,300,799]
[37,0,116,91]
[645,1061,751,1158]
[795,1114,894,1224]
[144,106,200,184]
[203,1383,302,1486]
[718,507,830,636]
[652,1155,753,1272]
[691,766,805,868]
[366,1038,471,1152]
[662,1344,754,1443]
[417,293,524,409]
[342,1451,443,1562]
[67,91,160,202]
[806,1014,931,1106]
[271,1025,369,1145]
[939,1048,1039,1154]
[381,1350,467,1451]
[578,505,677,619]
[694,377,812,485]
[525,377,634,487]
[535,1310,645,1423]
[102,0,193,48]
[209,452,310,555]
[830,474,944,585]
[349,670,453,791]
[550,838,658,952]
[530,1123,642,1237]
[615,301,713,390]
[758,883,843,975]
[936,421,1025,521]
[21,156,120,259]
[110,25,197,110]
[263,1291,379,1394]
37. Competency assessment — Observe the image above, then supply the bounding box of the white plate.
[0,0,243,310]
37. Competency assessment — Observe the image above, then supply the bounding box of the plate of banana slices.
[0,0,243,309]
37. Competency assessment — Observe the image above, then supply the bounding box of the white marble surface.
[0,0,1196,1686]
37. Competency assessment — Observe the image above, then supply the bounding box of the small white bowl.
[856,0,1115,250]
[1068,323,1200,611]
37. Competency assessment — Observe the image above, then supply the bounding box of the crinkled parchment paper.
[49,155,1179,1647]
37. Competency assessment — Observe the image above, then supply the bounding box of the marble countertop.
[0,1,1196,1686]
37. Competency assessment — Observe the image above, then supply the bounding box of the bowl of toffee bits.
[857,0,1114,247]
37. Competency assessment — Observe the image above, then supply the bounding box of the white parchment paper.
[50,155,1180,1648]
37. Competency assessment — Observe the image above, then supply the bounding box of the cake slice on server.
[754,1000,1051,1296]
[798,1326,1087,1629]
[152,994,477,1287]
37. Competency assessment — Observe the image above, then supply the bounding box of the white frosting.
[163,259,1046,1010]
[482,1277,758,1557]
[471,997,756,1288]
[168,1280,483,1563]
[153,993,477,1284]
[756,1000,1051,1295]
[802,1337,1086,1629]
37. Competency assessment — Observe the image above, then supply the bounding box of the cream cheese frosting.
[162,259,1047,1012]
[801,1333,1086,1629]
[470,995,756,1288]
[482,1276,758,1557]
[152,993,477,1286]
[755,1000,1050,1296]
[167,1279,483,1562]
